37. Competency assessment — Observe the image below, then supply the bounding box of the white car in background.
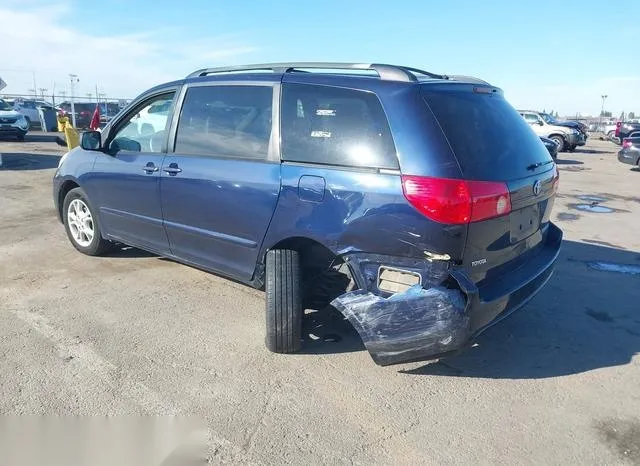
[13,99,57,129]
[519,110,583,152]
[0,98,30,140]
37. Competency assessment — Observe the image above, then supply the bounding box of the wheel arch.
[57,179,81,222]
[254,235,346,290]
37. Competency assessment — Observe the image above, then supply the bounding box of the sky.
[1,0,638,116]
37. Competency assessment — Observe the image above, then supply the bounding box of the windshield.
[0,99,12,111]
[423,88,552,181]
[540,113,555,124]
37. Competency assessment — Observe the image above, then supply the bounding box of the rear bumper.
[618,150,640,166]
[333,223,563,366]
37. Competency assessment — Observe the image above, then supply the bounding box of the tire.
[62,187,112,256]
[265,249,302,354]
[607,130,615,139]
[550,135,565,152]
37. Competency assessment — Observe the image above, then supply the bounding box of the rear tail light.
[401,176,512,224]
[623,138,633,149]
[615,121,622,137]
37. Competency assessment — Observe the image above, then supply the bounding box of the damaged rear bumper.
[332,223,563,366]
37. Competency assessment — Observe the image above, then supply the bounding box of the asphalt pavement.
[0,134,638,464]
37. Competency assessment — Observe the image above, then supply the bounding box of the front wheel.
[265,249,302,354]
[550,135,565,152]
[62,187,112,256]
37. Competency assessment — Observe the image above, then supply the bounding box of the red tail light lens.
[401,176,512,224]
[623,139,633,149]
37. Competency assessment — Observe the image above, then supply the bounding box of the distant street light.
[599,94,608,131]
[69,74,79,127]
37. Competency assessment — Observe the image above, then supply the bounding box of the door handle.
[142,162,159,173]
[163,163,182,175]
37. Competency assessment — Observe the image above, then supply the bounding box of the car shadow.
[300,306,365,354]
[555,159,584,165]
[24,133,63,143]
[574,148,613,154]
[631,167,640,172]
[401,240,640,379]
[104,245,157,259]
[0,152,61,170]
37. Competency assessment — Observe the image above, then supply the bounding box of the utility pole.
[98,92,106,119]
[599,95,608,131]
[69,74,79,127]
[38,88,47,101]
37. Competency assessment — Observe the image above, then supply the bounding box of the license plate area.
[510,205,540,243]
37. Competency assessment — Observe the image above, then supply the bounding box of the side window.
[523,113,539,124]
[281,83,398,169]
[110,92,175,153]
[174,85,273,159]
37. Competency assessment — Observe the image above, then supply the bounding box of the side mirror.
[80,131,102,151]
[538,120,544,126]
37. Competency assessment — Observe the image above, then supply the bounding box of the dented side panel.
[259,164,468,266]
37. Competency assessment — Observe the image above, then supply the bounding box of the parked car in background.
[616,121,640,143]
[519,110,584,152]
[539,112,589,144]
[602,122,619,140]
[540,136,558,160]
[98,102,122,124]
[54,62,562,367]
[58,102,97,129]
[618,137,640,168]
[0,98,30,140]
[13,99,57,128]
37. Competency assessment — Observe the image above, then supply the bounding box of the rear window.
[281,83,398,169]
[423,88,552,180]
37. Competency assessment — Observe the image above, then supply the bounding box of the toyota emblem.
[533,180,542,196]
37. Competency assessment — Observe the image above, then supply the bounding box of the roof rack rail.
[186,62,448,82]
[446,75,490,85]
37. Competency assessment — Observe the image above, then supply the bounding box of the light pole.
[600,94,608,131]
[69,74,79,127]
[38,88,47,101]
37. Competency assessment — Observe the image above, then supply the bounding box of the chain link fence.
[0,93,132,129]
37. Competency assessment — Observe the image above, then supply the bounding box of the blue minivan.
[53,63,562,366]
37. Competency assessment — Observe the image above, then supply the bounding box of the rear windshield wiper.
[527,160,554,171]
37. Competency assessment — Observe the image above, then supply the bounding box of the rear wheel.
[550,135,565,152]
[265,249,302,353]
